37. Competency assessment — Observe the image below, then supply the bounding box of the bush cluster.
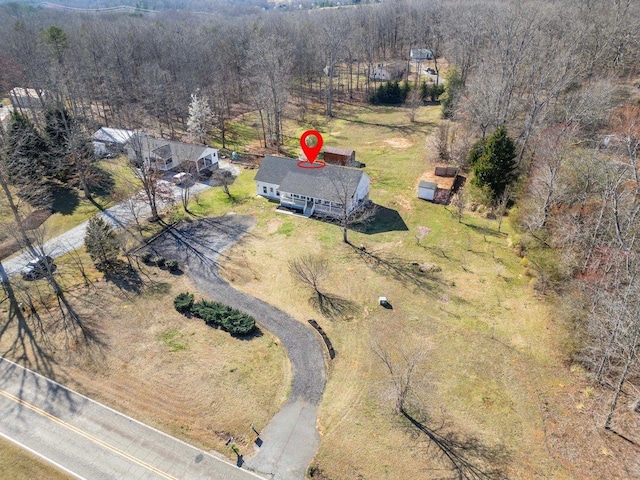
[174,293,256,336]
[139,253,179,271]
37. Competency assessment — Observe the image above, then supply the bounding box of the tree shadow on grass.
[353,204,409,235]
[332,114,437,136]
[401,407,510,480]
[230,326,264,341]
[0,281,56,380]
[309,293,357,320]
[462,222,508,240]
[88,164,116,197]
[51,185,80,215]
[102,260,143,295]
[351,245,441,292]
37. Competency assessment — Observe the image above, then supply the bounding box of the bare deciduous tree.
[371,335,427,414]
[288,254,328,304]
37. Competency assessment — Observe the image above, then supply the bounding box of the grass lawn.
[0,437,71,480]
[2,100,635,479]
[0,252,289,459]
[43,156,141,239]
[207,102,632,479]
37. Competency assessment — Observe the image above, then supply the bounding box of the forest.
[1,0,640,475]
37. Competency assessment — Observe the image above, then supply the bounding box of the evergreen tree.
[471,126,517,202]
[6,112,53,208]
[45,106,75,181]
[84,216,121,270]
[441,66,464,119]
[45,106,100,198]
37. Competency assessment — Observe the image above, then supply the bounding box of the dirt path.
[147,215,327,479]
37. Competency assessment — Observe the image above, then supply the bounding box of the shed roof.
[323,146,355,157]
[419,181,437,190]
[129,133,215,162]
[256,156,365,203]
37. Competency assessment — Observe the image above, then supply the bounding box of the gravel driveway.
[146,214,327,479]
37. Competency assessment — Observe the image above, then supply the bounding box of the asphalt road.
[0,356,265,480]
[147,215,327,480]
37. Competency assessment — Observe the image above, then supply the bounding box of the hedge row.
[174,293,255,336]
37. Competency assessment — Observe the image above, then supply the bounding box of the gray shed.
[418,181,437,201]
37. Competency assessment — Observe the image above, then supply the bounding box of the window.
[276,190,280,196]
[270,187,274,193]
[263,186,267,194]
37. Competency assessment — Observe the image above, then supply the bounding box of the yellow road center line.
[0,389,179,480]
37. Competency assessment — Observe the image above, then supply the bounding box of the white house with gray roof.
[126,133,218,174]
[255,156,370,217]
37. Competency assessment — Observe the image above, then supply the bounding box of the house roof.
[256,156,366,203]
[92,127,135,145]
[410,48,433,58]
[128,133,216,162]
[324,146,354,157]
[419,181,437,190]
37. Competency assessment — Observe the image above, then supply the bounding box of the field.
[2,100,638,479]
[0,258,290,463]
[212,103,637,479]
[0,437,71,480]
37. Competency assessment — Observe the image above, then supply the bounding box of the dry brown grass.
[0,437,71,480]
[0,259,289,458]
[216,103,640,479]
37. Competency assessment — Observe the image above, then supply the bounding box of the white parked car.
[172,172,193,185]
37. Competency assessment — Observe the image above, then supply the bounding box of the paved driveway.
[147,215,327,480]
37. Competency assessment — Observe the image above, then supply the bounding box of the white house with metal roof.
[255,156,370,217]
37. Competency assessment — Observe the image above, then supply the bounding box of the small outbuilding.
[323,146,356,166]
[418,181,437,201]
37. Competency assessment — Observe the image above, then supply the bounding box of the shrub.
[152,255,166,267]
[166,259,179,271]
[190,300,256,335]
[174,292,194,314]
[221,310,256,335]
[140,252,152,263]
[191,299,224,325]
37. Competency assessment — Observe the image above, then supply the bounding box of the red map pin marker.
[300,130,323,164]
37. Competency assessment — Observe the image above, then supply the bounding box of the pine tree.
[471,125,517,202]
[84,216,121,270]
[187,91,211,144]
[6,112,53,208]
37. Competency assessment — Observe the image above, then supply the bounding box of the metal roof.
[323,146,354,157]
[91,127,135,145]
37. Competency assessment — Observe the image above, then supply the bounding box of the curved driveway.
[147,215,327,479]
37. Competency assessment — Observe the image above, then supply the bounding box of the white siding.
[353,174,370,208]
[257,181,280,200]
[418,186,435,201]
